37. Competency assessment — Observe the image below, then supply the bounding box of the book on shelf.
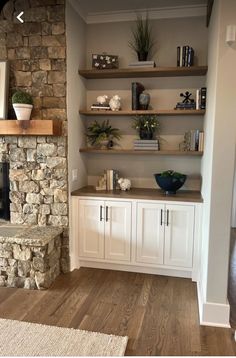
[134,139,159,144]
[131,82,145,110]
[91,104,111,110]
[129,61,156,68]
[177,46,194,67]
[105,169,119,190]
[175,103,196,110]
[195,87,207,110]
[134,146,159,151]
[184,130,204,151]
[200,87,207,109]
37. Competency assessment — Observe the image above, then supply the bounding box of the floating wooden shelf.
[80,148,203,156]
[79,66,208,79]
[79,109,205,116]
[0,120,62,136]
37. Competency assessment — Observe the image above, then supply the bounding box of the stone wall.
[0,0,69,272]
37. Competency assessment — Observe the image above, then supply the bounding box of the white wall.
[66,0,88,268]
[199,0,236,326]
[66,0,87,192]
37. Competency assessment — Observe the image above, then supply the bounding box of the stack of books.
[196,87,207,110]
[184,130,204,151]
[175,102,196,110]
[105,169,119,190]
[129,61,156,68]
[91,103,111,110]
[134,139,160,151]
[177,46,194,67]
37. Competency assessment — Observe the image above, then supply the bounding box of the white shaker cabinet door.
[104,201,132,262]
[164,204,194,268]
[78,199,104,259]
[136,202,165,265]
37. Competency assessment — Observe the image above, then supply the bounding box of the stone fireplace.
[0,0,69,288]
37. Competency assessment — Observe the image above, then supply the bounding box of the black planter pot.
[139,129,153,140]
[137,51,148,61]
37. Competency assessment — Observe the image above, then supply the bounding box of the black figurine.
[175,91,196,110]
[180,91,195,104]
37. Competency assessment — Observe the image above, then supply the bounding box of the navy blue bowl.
[154,173,187,194]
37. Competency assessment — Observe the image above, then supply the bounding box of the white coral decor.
[109,95,121,111]
[118,178,131,191]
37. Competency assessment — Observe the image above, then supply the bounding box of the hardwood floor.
[229,228,236,329]
[0,268,235,356]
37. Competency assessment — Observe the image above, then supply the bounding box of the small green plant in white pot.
[12,90,33,120]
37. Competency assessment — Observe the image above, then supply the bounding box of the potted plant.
[132,114,159,140]
[154,170,187,195]
[12,90,33,121]
[129,14,155,61]
[86,120,121,149]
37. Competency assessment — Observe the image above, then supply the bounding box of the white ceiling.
[76,0,207,16]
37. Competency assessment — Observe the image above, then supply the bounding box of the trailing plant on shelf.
[159,170,186,179]
[129,13,155,61]
[132,114,160,140]
[12,90,33,121]
[86,120,121,149]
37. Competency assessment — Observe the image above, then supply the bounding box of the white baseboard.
[197,281,230,328]
[78,258,192,279]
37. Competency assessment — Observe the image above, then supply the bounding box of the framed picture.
[0,61,9,119]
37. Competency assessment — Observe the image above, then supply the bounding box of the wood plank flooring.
[0,268,235,356]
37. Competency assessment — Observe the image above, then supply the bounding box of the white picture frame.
[0,61,9,119]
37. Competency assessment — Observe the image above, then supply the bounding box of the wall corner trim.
[197,281,230,328]
[86,5,207,25]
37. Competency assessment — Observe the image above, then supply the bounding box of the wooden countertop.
[71,186,203,203]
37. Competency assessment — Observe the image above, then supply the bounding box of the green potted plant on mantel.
[129,14,155,61]
[12,90,33,121]
[132,114,159,140]
[86,119,121,149]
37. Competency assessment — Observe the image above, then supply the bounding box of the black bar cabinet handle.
[100,205,103,221]
[166,209,169,226]
[106,206,109,222]
[161,209,163,226]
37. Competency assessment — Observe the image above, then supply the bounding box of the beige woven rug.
[0,318,128,356]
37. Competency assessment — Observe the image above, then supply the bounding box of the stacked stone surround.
[0,0,69,275]
[0,225,63,289]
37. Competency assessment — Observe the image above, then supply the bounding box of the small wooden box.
[92,54,118,70]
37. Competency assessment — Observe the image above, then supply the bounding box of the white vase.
[13,103,33,121]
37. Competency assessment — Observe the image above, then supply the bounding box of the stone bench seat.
[0,225,64,290]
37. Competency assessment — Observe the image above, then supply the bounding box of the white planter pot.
[13,103,33,121]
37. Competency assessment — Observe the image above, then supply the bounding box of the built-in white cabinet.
[78,199,104,259]
[78,199,131,262]
[136,202,194,268]
[72,196,201,280]
[136,202,165,265]
[164,204,194,268]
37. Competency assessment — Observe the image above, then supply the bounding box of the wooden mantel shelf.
[0,120,62,136]
[79,109,205,116]
[79,66,208,79]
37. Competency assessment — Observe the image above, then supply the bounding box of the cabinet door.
[78,199,104,259]
[164,204,194,268]
[136,202,165,265]
[104,201,131,262]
